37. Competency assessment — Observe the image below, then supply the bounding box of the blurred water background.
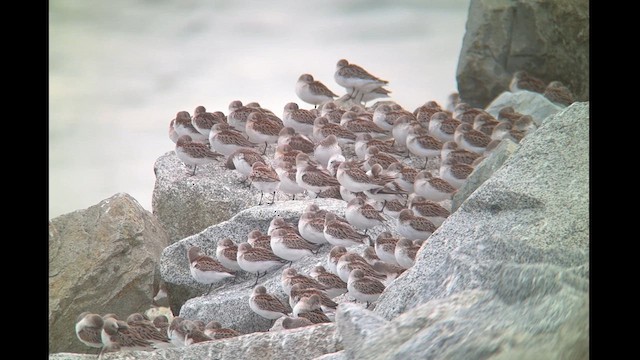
[49,0,470,218]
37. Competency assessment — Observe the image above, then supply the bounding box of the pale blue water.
[49,0,470,218]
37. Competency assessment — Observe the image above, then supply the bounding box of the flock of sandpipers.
[74,59,574,354]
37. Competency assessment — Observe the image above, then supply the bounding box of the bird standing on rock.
[187,246,235,295]
[296,73,339,108]
[334,59,389,103]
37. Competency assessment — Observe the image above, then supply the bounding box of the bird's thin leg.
[379,200,387,212]
[269,191,276,205]
[258,191,264,205]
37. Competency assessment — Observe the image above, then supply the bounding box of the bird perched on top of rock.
[334,59,389,103]
[296,73,339,108]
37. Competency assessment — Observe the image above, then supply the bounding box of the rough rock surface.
[338,284,587,359]
[160,198,396,331]
[456,0,589,108]
[313,352,346,360]
[375,103,589,324]
[49,193,169,354]
[152,151,257,244]
[451,138,520,212]
[49,355,97,360]
[484,90,563,126]
[49,323,341,360]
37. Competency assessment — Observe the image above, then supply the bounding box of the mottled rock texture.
[451,138,520,212]
[49,193,169,354]
[456,0,589,108]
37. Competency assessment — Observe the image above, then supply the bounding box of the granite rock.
[152,151,258,244]
[451,138,520,212]
[456,0,589,108]
[49,193,169,354]
[338,278,587,359]
[373,102,589,339]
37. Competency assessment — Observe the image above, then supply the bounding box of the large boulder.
[337,282,587,359]
[152,151,257,244]
[456,0,589,108]
[372,102,589,349]
[49,193,169,354]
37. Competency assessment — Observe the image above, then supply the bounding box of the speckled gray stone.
[49,355,97,360]
[152,150,259,244]
[338,272,588,359]
[313,351,347,360]
[333,303,387,359]
[50,322,341,360]
[49,193,168,354]
[485,91,563,126]
[374,102,589,320]
[451,138,520,212]
[456,0,589,108]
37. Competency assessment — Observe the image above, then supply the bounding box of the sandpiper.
[174,110,208,143]
[216,239,242,272]
[248,161,280,205]
[295,73,339,108]
[347,269,386,308]
[396,209,436,242]
[345,197,386,234]
[309,265,348,298]
[413,170,457,202]
[75,312,104,350]
[237,243,287,286]
[324,212,369,247]
[373,231,400,266]
[543,80,574,107]
[281,267,328,296]
[334,59,389,102]
[408,195,451,227]
[175,135,224,176]
[395,238,421,268]
[278,127,315,154]
[203,321,240,340]
[187,246,235,294]
[270,228,320,266]
[283,102,316,136]
[249,285,291,321]
[314,134,343,169]
[509,70,546,93]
